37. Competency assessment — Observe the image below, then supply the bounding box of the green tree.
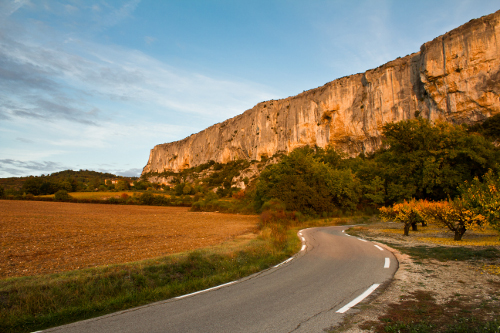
[376,118,499,202]
[21,177,43,195]
[183,184,193,195]
[255,147,360,214]
[60,181,73,192]
[116,180,130,191]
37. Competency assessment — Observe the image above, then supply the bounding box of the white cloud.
[0,0,29,18]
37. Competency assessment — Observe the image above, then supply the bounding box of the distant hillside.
[0,170,134,194]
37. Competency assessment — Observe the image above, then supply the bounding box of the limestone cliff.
[143,10,500,175]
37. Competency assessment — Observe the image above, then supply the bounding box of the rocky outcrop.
[143,10,500,175]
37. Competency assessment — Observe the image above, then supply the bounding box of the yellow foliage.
[482,265,500,275]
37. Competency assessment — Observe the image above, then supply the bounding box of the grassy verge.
[0,228,300,333]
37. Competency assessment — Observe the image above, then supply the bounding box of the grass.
[37,191,170,200]
[385,244,500,262]
[417,236,500,247]
[0,227,300,333]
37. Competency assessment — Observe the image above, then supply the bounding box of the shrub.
[54,190,72,201]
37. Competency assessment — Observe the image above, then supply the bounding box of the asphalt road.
[42,226,398,333]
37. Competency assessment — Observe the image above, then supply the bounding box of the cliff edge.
[143,10,500,175]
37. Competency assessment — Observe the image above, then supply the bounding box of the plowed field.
[0,201,258,278]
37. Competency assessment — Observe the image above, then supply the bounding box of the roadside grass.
[385,244,500,262]
[0,224,300,333]
[37,191,168,200]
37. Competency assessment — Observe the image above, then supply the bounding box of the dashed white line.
[336,283,380,313]
[175,281,237,300]
[374,245,384,251]
[384,257,390,268]
[301,244,306,251]
[342,230,345,233]
[357,238,368,242]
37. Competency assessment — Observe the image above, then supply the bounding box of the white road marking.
[274,257,294,268]
[175,281,237,300]
[374,245,384,251]
[357,238,368,242]
[301,244,306,251]
[384,258,390,268]
[342,230,345,233]
[336,283,380,313]
[301,237,305,242]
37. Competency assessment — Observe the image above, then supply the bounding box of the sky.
[0,0,498,178]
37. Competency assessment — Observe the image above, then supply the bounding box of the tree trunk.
[454,226,466,241]
[411,222,418,231]
[404,224,410,236]
[421,221,427,227]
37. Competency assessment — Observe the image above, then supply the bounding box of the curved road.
[43,226,398,333]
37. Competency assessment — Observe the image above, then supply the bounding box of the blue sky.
[0,0,498,178]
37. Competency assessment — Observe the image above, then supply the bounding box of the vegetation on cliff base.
[253,117,500,217]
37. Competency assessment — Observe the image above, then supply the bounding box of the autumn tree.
[458,170,500,234]
[418,199,487,241]
[379,199,424,236]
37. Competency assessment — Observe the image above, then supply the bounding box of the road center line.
[384,257,390,268]
[175,281,237,300]
[336,284,380,313]
[374,245,384,251]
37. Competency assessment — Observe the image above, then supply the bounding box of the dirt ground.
[332,221,500,332]
[0,200,258,278]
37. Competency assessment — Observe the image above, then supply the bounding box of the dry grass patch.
[0,200,258,278]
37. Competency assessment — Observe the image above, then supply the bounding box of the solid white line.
[374,245,384,251]
[175,281,237,300]
[345,233,350,236]
[384,257,390,268]
[336,284,380,313]
[357,238,368,242]
[274,257,294,268]
[342,230,345,233]
[301,237,305,242]
[301,244,306,251]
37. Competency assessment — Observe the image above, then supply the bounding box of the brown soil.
[0,200,258,279]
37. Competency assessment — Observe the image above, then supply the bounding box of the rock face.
[143,10,500,175]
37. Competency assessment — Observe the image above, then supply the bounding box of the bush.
[54,190,72,201]
[139,192,155,205]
